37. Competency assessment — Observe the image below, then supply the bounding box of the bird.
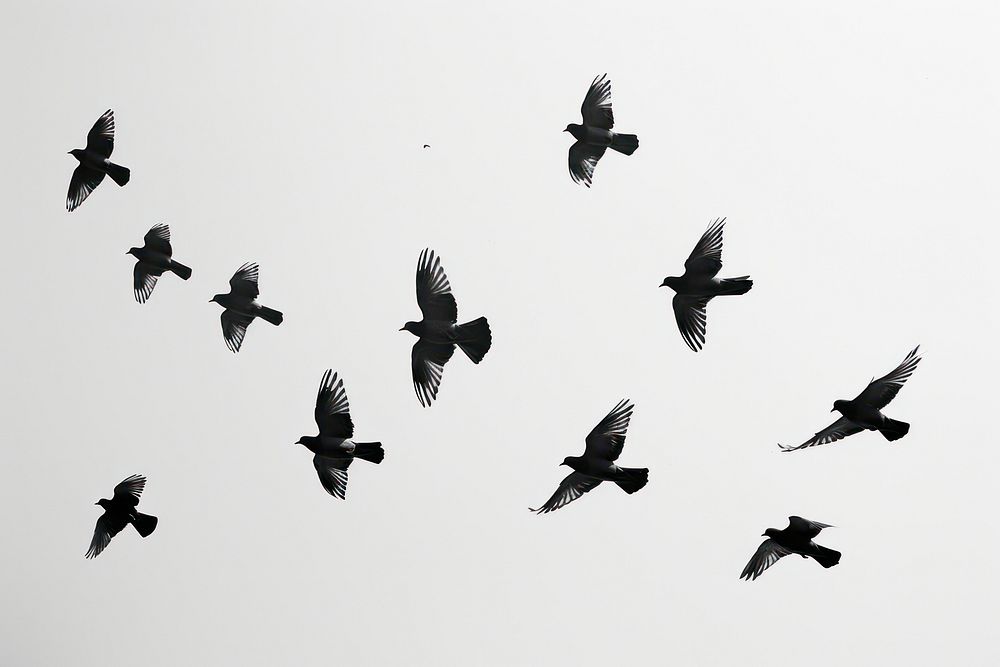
[423,144,431,148]
[294,370,384,499]
[67,109,130,211]
[740,516,840,581]
[564,73,639,187]
[86,474,158,559]
[209,262,283,352]
[660,218,753,352]
[126,223,192,303]
[400,249,492,407]
[779,346,922,452]
[530,400,648,514]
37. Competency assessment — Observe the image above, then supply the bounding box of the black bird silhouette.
[400,249,492,407]
[423,144,431,148]
[126,224,192,303]
[86,474,158,559]
[295,370,384,499]
[779,346,922,452]
[531,400,648,514]
[564,74,639,187]
[210,262,283,352]
[740,516,840,581]
[67,109,130,211]
[660,218,753,352]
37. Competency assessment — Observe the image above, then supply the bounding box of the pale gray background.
[1,1,998,665]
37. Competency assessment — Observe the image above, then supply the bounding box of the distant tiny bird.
[401,249,492,407]
[660,218,753,352]
[779,346,922,452]
[210,262,283,352]
[531,400,648,514]
[564,74,639,187]
[67,109,130,211]
[740,516,840,581]
[295,370,384,499]
[423,144,431,148]
[86,474,158,559]
[126,223,192,303]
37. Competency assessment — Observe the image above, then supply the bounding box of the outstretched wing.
[411,340,455,407]
[221,310,254,353]
[143,223,172,255]
[672,294,710,352]
[112,474,146,506]
[314,369,354,438]
[584,399,634,462]
[85,515,124,559]
[66,165,105,211]
[229,262,260,299]
[85,109,115,157]
[133,263,158,303]
[787,516,833,539]
[530,472,603,514]
[313,454,352,500]
[568,141,606,188]
[855,346,922,409]
[740,539,793,581]
[415,249,457,322]
[778,416,864,452]
[580,74,614,130]
[684,218,726,277]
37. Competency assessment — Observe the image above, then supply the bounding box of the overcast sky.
[2,2,998,665]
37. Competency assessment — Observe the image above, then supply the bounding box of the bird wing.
[684,218,726,277]
[112,474,146,506]
[584,399,634,462]
[530,472,603,514]
[133,263,158,303]
[579,74,614,130]
[778,416,864,452]
[415,249,457,322]
[567,141,606,188]
[739,539,793,581]
[672,294,710,352]
[220,309,254,353]
[314,369,354,438]
[313,454,352,499]
[143,223,172,255]
[787,516,833,539]
[66,164,105,212]
[229,262,260,299]
[411,340,455,407]
[85,109,115,157]
[854,346,922,409]
[85,515,124,559]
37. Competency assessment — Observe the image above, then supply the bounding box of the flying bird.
[423,144,431,148]
[564,73,639,187]
[294,370,384,499]
[660,218,753,352]
[86,474,158,559]
[779,346,922,452]
[210,262,283,352]
[531,400,648,514]
[67,109,130,211]
[400,249,492,407]
[740,516,840,581]
[126,223,192,303]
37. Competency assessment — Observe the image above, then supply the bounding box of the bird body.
[127,224,191,302]
[67,109,130,211]
[565,74,639,187]
[86,474,158,559]
[210,262,283,352]
[740,516,840,581]
[565,123,614,147]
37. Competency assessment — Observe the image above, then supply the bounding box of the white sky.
[2,2,998,665]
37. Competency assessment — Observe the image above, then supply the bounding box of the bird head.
[209,294,221,304]
[564,123,583,138]
[399,321,418,334]
[95,498,111,509]
[126,247,140,257]
[762,528,780,538]
[660,276,680,290]
[831,399,848,413]
[560,456,576,467]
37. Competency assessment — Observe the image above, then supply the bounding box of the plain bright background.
[2,2,998,665]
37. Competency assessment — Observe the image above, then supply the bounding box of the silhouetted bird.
[531,400,648,514]
[86,474,158,559]
[660,218,753,352]
[401,249,492,407]
[126,223,192,303]
[740,516,840,581]
[564,74,639,187]
[210,262,283,352]
[423,144,431,148]
[67,109,130,211]
[295,370,384,499]
[779,346,922,452]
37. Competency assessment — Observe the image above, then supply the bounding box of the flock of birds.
[70,76,922,581]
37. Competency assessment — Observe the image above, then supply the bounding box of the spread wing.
[584,399,634,462]
[415,248,457,322]
[580,74,614,130]
[133,264,158,303]
[85,109,115,157]
[411,340,455,407]
[855,346,922,409]
[229,262,260,299]
[778,416,864,452]
[684,218,726,277]
[85,515,125,559]
[740,539,793,581]
[568,141,606,188]
[672,294,710,352]
[313,454,352,500]
[787,516,833,539]
[112,474,145,505]
[530,472,603,514]
[314,369,354,438]
[221,310,254,353]
[143,223,172,255]
[66,164,105,211]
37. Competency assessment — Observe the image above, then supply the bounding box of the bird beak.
[830,407,836,412]
[398,327,405,331]
[761,533,766,537]
[562,128,568,132]
[94,502,100,506]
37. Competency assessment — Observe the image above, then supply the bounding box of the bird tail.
[132,512,158,538]
[811,545,841,568]
[609,133,639,156]
[614,467,649,494]
[105,162,131,187]
[455,316,492,363]
[879,418,910,441]
[257,305,283,326]
[353,442,384,464]
[169,260,192,280]
[719,276,753,295]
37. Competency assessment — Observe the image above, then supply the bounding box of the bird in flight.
[660,218,752,352]
[67,109,130,211]
[531,400,648,514]
[423,144,431,148]
[779,346,922,452]
[86,474,158,559]
[295,370,384,500]
[126,223,192,303]
[564,73,639,187]
[740,516,840,581]
[210,262,283,352]
[401,249,492,407]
